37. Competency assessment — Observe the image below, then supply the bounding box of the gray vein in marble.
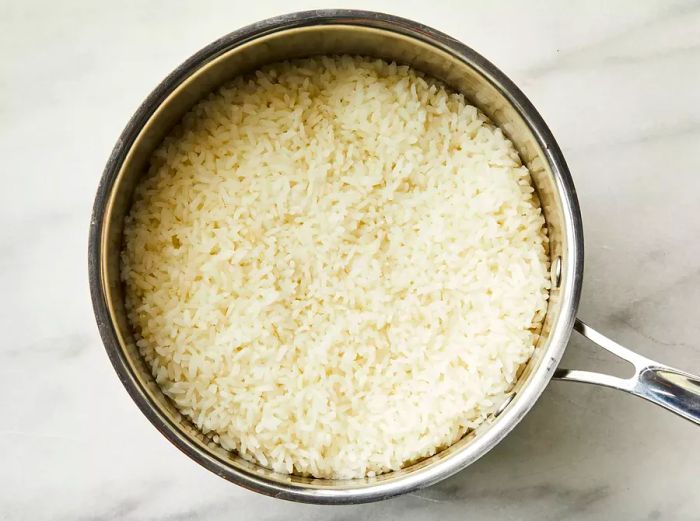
[76,497,144,521]
[519,1,700,78]
[568,121,700,153]
[4,333,93,360]
[619,267,700,310]
[599,44,700,66]
[409,483,611,521]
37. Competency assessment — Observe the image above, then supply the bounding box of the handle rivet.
[553,255,562,288]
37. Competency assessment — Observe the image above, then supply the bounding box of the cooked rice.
[121,55,550,479]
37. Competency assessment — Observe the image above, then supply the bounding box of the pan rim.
[88,9,584,504]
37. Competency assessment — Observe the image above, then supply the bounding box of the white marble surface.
[2,1,700,519]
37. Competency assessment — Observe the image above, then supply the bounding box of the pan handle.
[554,319,700,425]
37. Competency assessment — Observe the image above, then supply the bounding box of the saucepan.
[88,10,700,504]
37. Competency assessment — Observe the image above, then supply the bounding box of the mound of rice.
[121,56,550,479]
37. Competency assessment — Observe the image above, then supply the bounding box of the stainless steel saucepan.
[88,10,700,504]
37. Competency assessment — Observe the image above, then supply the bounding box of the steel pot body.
[89,10,699,505]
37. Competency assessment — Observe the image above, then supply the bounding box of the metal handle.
[554,319,700,425]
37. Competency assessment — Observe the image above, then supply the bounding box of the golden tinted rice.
[121,56,550,479]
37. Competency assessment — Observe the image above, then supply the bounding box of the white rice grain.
[121,56,550,479]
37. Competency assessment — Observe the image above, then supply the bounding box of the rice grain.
[121,56,550,479]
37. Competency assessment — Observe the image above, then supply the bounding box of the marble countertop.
[2,1,699,519]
